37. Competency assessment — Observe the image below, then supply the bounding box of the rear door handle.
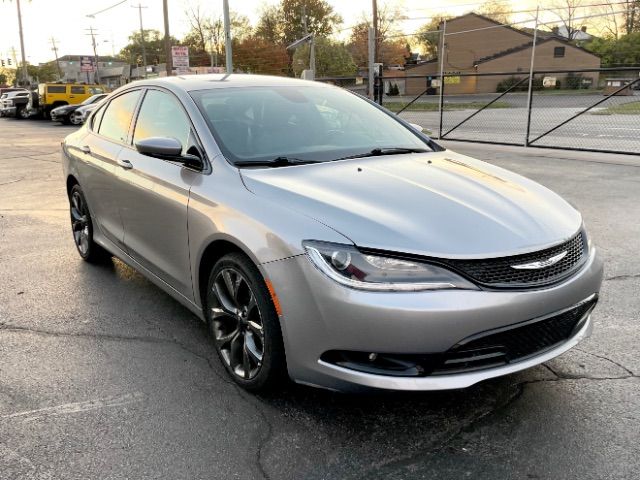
[80,145,91,154]
[117,158,133,170]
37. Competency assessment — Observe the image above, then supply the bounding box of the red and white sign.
[80,56,96,72]
[171,46,189,68]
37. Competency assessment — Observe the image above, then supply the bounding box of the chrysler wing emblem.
[511,251,568,270]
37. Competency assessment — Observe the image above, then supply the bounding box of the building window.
[554,47,565,58]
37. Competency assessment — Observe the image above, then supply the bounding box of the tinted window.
[190,86,432,164]
[91,103,107,131]
[98,90,141,143]
[71,86,85,94]
[554,46,565,58]
[133,90,190,152]
[47,85,66,94]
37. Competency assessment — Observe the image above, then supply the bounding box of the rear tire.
[69,184,111,263]
[206,252,287,392]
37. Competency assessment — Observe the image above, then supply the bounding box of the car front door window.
[98,90,141,144]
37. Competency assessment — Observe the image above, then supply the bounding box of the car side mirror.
[135,137,183,157]
[135,137,203,169]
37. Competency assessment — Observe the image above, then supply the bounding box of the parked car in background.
[38,83,107,118]
[0,90,30,117]
[69,96,107,125]
[51,93,108,125]
[62,75,603,393]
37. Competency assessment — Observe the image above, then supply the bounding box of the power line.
[86,0,128,18]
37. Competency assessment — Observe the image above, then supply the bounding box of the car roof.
[126,74,333,93]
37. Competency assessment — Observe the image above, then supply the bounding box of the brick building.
[405,13,601,95]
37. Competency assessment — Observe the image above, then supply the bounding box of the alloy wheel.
[70,190,90,255]
[210,267,265,380]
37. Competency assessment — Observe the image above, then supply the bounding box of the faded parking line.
[1,392,144,422]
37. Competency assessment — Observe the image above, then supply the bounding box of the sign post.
[80,56,96,83]
[171,46,190,75]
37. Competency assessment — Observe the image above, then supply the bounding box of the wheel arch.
[66,174,79,198]
[196,237,260,311]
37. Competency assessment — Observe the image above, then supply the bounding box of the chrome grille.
[442,231,587,288]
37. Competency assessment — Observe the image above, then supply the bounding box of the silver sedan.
[61,74,603,392]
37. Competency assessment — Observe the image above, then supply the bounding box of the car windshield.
[190,85,433,165]
[82,94,104,106]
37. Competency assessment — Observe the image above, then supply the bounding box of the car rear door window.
[98,90,141,143]
[132,89,190,153]
[71,86,85,94]
[47,85,66,94]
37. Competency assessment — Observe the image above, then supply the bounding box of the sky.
[0,0,599,66]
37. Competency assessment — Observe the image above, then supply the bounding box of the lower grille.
[321,296,597,377]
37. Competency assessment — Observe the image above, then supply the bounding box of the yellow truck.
[10,83,108,119]
[38,83,107,112]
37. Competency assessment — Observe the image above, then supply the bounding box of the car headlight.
[303,241,478,291]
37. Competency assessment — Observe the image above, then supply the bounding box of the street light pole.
[162,0,172,76]
[15,0,29,86]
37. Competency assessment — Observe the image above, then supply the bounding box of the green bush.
[496,76,543,92]
[387,83,400,96]
[565,73,585,90]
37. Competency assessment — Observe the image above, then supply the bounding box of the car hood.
[53,105,78,113]
[240,151,583,259]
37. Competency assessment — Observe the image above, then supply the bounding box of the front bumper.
[262,248,603,392]
[0,106,16,116]
[50,112,68,121]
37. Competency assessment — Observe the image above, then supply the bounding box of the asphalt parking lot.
[1,118,639,480]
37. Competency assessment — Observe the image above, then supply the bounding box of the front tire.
[69,184,110,263]
[206,253,287,392]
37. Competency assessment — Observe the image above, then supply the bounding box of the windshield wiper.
[333,147,429,161]
[234,156,318,168]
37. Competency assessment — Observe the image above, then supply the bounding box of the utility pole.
[163,0,172,76]
[368,26,375,100]
[223,0,233,73]
[15,0,29,86]
[85,27,101,84]
[372,0,378,63]
[50,37,62,80]
[132,3,148,78]
[301,5,315,78]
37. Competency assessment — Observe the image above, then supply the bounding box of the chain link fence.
[381,68,640,155]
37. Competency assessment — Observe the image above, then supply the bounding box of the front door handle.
[80,145,91,154]
[117,158,134,170]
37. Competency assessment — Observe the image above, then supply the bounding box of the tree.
[0,72,8,85]
[234,36,290,75]
[548,0,587,40]
[119,29,179,65]
[280,0,343,46]
[414,16,452,60]
[477,0,513,25]
[255,4,284,44]
[25,62,57,82]
[585,32,640,66]
[348,4,409,67]
[292,37,357,77]
[623,0,640,33]
[181,9,252,67]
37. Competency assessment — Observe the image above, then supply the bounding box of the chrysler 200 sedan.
[62,74,603,392]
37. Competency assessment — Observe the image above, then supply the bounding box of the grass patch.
[385,101,511,112]
[591,101,640,115]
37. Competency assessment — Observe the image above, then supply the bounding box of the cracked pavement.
[1,120,639,480]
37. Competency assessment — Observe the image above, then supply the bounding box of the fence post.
[524,7,539,147]
[438,18,447,139]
